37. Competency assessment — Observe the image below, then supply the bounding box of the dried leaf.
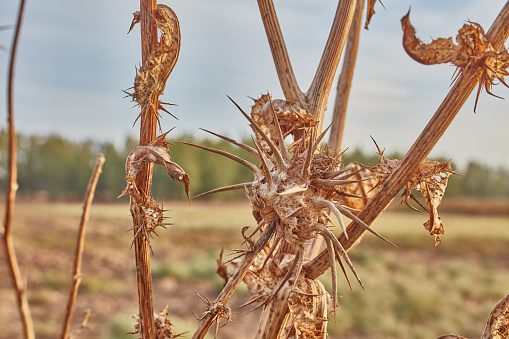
[407,160,456,245]
[401,10,509,111]
[120,130,190,201]
[401,9,460,65]
[362,140,457,244]
[365,0,384,30]
[126,4,181,128]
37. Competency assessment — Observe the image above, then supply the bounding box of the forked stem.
[304,1,509,280]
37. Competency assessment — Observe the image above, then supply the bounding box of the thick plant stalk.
[61,154,105,339]
[1,0,34,338]
[328,0,364,152]
[258,0,357,131]
[132,0,158,337]
[253,1,357,337]
[306,0,366,261]
[303,1,509,280]
[305,0,357,132]
[257,0,306,108]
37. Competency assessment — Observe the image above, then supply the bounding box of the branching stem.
[304,1,509,280]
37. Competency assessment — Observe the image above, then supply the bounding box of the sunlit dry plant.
[126,4,181,128]
[364,0,385,30]
[185,95,396,326]
[131,306,184,339]
[361,138,457,244]
[120,130,189,244]
[401,10,509,111]
[193,291,233,339]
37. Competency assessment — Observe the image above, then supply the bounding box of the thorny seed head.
[131,306,184,339]
[188,95,394,313]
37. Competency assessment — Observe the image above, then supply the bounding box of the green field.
[1,201,508,338]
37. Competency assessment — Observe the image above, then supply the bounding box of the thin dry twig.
[68,309,92,339]
[1,0,34,338]
[61,154,105,339]
[304,1,509,280]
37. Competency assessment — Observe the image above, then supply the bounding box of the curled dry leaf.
[362,139,457,244]
[481,294,509,339]
[131,306,184,339]
[365,0,384,30]
[126,4,181,128]
[119,130,190,202]
[401,10,509,111]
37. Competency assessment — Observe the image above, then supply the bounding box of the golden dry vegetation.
[1,200,509,338]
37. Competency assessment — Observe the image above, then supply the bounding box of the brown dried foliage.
[401,10,509,111]
[119,130,189,248]
[365,0,384,30]
[361,139,457,244]
[126,4,181,128]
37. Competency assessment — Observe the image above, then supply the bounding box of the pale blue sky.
[0,0,507,169]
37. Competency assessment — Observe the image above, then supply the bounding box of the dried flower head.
[186,95,395,313]
[131,306,184,339]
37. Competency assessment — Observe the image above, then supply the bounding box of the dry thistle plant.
[185,95,396,337]
[121,1,189,337]
[185,1,509,338]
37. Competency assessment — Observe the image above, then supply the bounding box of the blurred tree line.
[0,130,508,201]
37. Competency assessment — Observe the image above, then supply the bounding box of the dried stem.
[68,309,92,339]
[257,0,306,107]
[257,0,357,133]
[303,1,509,280]
[192,221,277,339]
[61,154,105,339]
[253,286,291,339]
[328,0,364,152]
[306,0,366,261]
[254,1,357,335]
[132,0,158,337]
[306,0,357,132]
[1,0,34,338]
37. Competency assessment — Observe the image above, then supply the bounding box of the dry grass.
[0,200,508,338]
